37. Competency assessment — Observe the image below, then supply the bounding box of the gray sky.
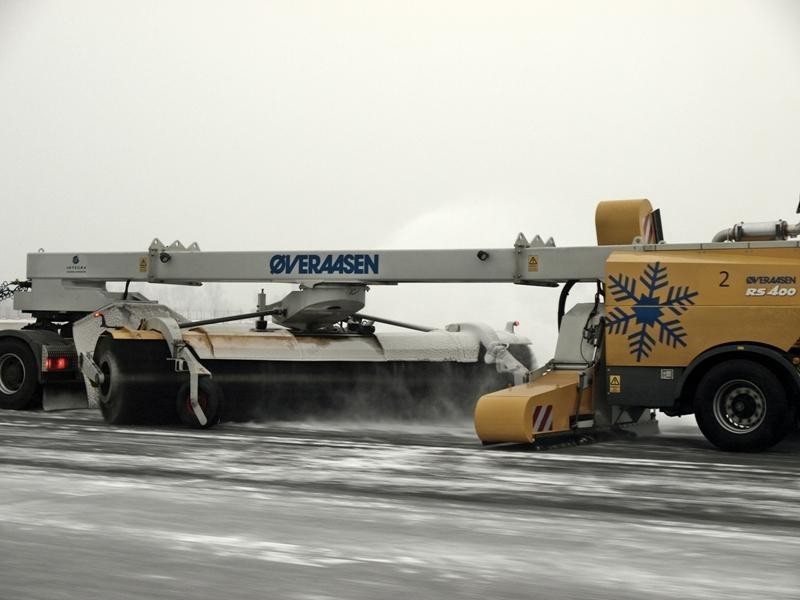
[1,0,799,357]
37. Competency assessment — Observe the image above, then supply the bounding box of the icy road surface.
[1,410,798,600]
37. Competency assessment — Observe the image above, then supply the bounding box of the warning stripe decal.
[532,404,554,433]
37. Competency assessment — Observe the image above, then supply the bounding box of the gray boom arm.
[15,237,629,314]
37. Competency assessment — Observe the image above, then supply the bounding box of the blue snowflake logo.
[606,262,699,362]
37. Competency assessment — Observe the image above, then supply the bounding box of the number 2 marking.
[719,271,730,287]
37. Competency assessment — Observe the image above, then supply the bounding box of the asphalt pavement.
[1,410,798,600]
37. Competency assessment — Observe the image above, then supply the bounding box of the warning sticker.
[528,256,539,272]
[609,375,621,393]
[138,257,148,273]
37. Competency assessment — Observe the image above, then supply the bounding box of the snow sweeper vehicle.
[2,198,800,452]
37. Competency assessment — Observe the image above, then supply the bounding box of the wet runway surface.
[1,409,798,599]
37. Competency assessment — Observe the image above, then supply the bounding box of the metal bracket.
[578,367,593,390]
[78,352,105,388]
[143,316,210,426]
[528,360,553,382]
[513,233,529,284]
[173,346,211,426]
[458,322,530,385]
[485,342,530,385]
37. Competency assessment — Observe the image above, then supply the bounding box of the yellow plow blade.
[474,370,592,444]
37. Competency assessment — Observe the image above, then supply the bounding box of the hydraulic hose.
[179,308,285,329]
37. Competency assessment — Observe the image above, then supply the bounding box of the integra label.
[269,253,380,275]
[746,275,797,284]
[66,255,87,273]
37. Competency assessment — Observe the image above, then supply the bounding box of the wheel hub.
[713,380,766,433]
[184,392,209,414]
[0,353,25,395]
[99,361,111,397]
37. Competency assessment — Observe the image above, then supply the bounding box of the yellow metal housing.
[474,370,592,444]
[595,199,654,245]
[605,248,800,367]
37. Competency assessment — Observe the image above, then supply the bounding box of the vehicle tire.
[0,339,41,410]
[694,359,793,452]
[176,378,222,429]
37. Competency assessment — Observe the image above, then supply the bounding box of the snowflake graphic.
[606,262,699,362]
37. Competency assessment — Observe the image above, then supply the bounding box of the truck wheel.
[0,339,41,410]
[694,360,792,452]
[176,378,222,429]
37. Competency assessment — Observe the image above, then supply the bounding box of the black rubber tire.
[176,378,222,429]
[694,359,793,452]
[0,338,41,410]
[94,337,180,425]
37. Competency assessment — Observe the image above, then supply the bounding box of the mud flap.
[42,383,89,411]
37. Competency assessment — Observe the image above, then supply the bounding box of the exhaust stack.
[712,220,800,243]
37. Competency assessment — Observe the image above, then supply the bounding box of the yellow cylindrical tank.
[595,199,654,246]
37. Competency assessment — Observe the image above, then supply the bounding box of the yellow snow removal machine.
[2,198,799,451]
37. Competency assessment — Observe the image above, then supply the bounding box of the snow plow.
[2,198,800,451]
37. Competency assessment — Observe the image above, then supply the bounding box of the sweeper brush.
[88,317,533,427]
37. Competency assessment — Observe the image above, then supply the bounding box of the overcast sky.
[1,0,799,357]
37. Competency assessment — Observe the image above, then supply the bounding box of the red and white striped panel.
[532,404,554,433]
